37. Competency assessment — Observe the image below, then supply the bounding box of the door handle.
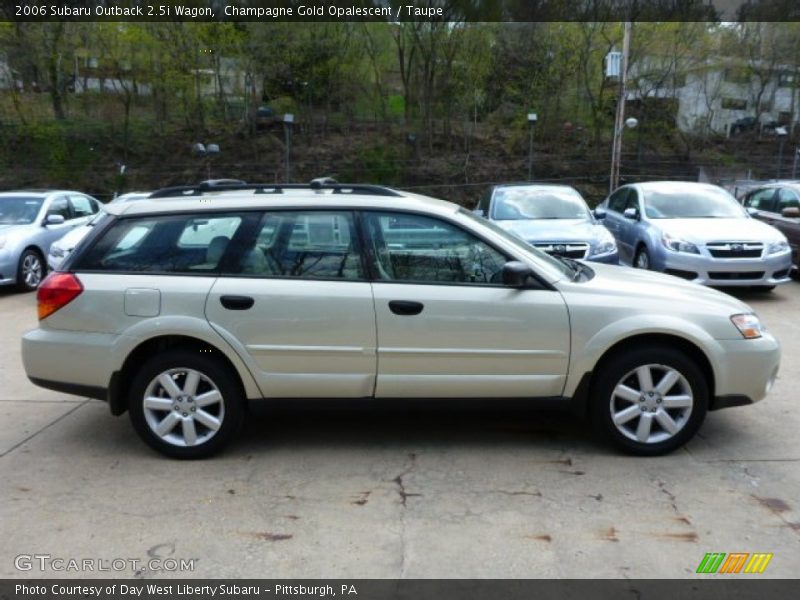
[388,300,424,316]
[220,295,254,310]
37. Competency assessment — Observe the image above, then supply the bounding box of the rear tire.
[590,345,708,456]
[128,349,245,459]
[16,248,45,292]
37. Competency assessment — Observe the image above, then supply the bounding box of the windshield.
[643,187,747,219]
[0,196,44,225]
[459,209,573,279]
[492,186,591,221]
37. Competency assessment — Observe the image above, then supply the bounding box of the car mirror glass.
[781,207,800,218]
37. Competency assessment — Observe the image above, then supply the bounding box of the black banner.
[3,0,800,22]
[2,580,800,600]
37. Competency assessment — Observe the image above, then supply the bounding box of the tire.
[128,349,245,459]
[634,246,651,270]
[590,345,708,456]
[16,248,46,292]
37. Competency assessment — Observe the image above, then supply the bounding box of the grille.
[709,271,764,280]
[706,242,763,259]
[533,242,589,259]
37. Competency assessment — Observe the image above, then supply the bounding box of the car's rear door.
[363,210,570,398]
[205,209,378,398]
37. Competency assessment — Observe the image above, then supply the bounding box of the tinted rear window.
[74,213,246,274]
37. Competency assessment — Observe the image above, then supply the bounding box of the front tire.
[16,249,45,292]
[128,350,245,459]
[590,346,708,456]
[634,246,651,270]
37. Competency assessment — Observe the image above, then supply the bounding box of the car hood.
[496,219,604,243]
[574,262,752,315]
[0,223,34,235]
[652,218,783,243]
[52,224,92,250]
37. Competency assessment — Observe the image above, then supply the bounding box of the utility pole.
[609,21,632,193]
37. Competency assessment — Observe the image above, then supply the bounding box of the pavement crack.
[393,452,420,507]
[391,452,417,578]
[0,400,90,458]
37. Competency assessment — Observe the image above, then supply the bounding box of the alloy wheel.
[609,363,693,444]
[142,368,225,447]
[22,253,43,288]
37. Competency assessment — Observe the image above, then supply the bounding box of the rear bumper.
[27,377,107,401]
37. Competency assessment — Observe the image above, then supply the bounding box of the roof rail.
[149,181,402,199]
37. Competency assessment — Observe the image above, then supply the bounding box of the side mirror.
[473,208,485,217]
[746,207,760,217]
[782,207,800,218]
[623,207,639,220]
[502,261,533,287]
[593,207,607,220]
[43,214,65,226]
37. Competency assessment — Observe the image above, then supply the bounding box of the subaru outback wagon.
[22,182,781,458]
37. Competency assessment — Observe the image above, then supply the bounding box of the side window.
[46,196,71,220]
[75,213,245,273]
[476,189,492,215]
[625,189,641,212]
[365,211,508,285]
[776,188,800,212]
[232,211,363,280]
[745,189,777,212]
[69,195,97,218]
[607,188,629,213]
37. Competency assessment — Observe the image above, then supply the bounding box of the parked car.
[111,191,151,204]
[599,181,792,290]
[474,183,618,264]
[23,182,780,458]
[0,190,101,291]
[741,182,800,272]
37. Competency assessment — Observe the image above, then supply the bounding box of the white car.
[22,182,781,458]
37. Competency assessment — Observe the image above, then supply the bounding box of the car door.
[363,210,570,398]
[205,209,378,399]
[41,195,76,246]
[604,187,635,262]
[617,187,644,261]
[773,188,800,265]
[743,188,778,225]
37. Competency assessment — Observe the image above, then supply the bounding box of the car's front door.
[604,187,635,263]
[205,210,378,398]
[41,195,75,245]
[362,210,570,398]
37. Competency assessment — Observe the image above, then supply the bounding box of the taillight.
[37,273,83,320]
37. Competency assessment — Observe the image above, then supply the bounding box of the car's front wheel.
[591,346,708,456]
[128,350,245,459]
[16,249,45,292]
[634,246,651,270]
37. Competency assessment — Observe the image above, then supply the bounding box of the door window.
[776,188,800,212]
[744,189,777,212]
[46,196,72,220]
[232,211,364,280]
[364,211,508,285]
[69,195,98,218]
[607,188,630,213]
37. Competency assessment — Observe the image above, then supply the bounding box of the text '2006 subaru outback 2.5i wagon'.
[22,182,781,458]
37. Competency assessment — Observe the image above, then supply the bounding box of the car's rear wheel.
[128,350,244,459]
[16,249,45,292]
[591,346,708,456]
[634,246,651,270]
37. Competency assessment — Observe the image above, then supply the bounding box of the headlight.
[588,230,617,257]
[731,313,764,339]
[767,240,789,255]
[50,247,65,258]
[662,233,699,254]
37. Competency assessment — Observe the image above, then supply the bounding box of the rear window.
[74,213,245,274]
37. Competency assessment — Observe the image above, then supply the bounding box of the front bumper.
[659,250,793,287]
[710,333,781,408]
[586,251,619,265]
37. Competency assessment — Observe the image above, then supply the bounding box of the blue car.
[599,181,792,290]
[0,190,101,291]
[473,183,619,264]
